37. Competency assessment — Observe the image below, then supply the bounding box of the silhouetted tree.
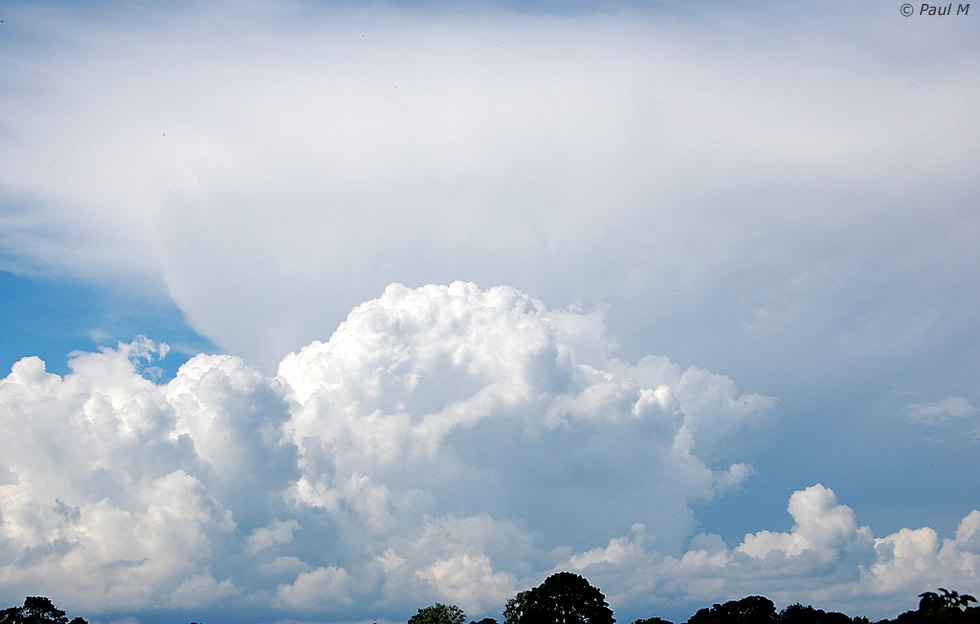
[409,603,466,624]
[632,618,674,624]
[503,572,614,624]
[0,597,87,624]
[919,589,977,613]
[471,619,499,624]
[685,595,776,624]
[877,588,979,624]
[778,603,852,624]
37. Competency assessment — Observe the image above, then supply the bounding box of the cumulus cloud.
[274,566,355,611]
[736,484,870,562]
[246,519,301,556]
[558,484,980,620]
[277,282,773,562]
[0,342,245,610]
[0,284,976,622]
[867,510,980,599]
[0,282,772,618]
[0,0,977,621]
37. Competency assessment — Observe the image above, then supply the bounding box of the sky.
[0,1,978,623]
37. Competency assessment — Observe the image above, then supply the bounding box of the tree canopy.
[685,595,777,624]
[409,603,467,624]
[504,572,615,624]
[0,597,87,624]
[6,582,980,624]
[918,589,977,613]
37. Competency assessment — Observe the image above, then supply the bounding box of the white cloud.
[0,286,977,621]
[866,509,980,600]
[953,510,980,554]
[0,0,976,393]
[714,463,754,493]
[0,284,776,618]
[0,339,244,610]
[559,484,979,620]
[168,573,238,609]
[416,553,516,614]
[868,527,940,595]
[736,484,870,562]
[274,566,355,610]
[0,3,977,619]
[246,519,301,556]
[905,396,978,425]
[277,282,771,560]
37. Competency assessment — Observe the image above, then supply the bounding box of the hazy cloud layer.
[1,283,977,621]
[1,0,977,398]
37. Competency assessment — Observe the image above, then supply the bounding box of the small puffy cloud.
[905,396,978,425]
[246,519,301,555]
[416,553,516,614]
[736,484,870,562]
[168,573,238,608]
[714,463,754,493]
[274,566,355,610]
[567,524,652,570]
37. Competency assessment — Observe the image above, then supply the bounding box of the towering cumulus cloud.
[0,283,977,621]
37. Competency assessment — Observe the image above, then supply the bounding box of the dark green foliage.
[0,597,87,624]
[686,595,777,624]
[504,572,615,624]
[868,588,980,624]
[409,603,466,624]
[4,583,977,624]
[886,606,980,624]
[919,590,977,613]
[505,590,533,624]
[779,603,852,624]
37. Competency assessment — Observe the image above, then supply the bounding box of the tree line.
[407,573,978,624]
[2,573,976,624]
